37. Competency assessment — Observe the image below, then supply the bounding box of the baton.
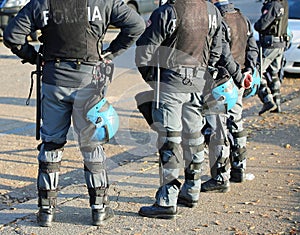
[34,53,42,140]
[155,0,163,109]
[259,35,263,80]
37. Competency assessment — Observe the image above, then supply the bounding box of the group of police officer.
[3,0,289,227]
[135,0,289,219]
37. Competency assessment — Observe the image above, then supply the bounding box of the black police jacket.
[3,0,145,64]
[135,0,223,93]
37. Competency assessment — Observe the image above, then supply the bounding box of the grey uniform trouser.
[37,62,108,208]
[205,87,247,181]
[205,114,230,181]
[259,47,284,104]
[152,91,205,207]
[228,88,247,171]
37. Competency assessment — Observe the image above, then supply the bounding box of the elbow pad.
[11,44,38,65]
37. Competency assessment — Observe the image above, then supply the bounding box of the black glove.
[138,66,155,83]
[11,44,38,65]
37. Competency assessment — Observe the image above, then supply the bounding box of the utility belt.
[50,58,98,71]
[261,35,286,47]
[175,66,205,86]
[45,58,114,90]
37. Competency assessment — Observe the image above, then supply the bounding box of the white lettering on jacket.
[43,6,102,25]
[208,14,217,29]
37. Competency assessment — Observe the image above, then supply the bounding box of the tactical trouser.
[259,47,284,106]
[40,81,110,210]
[227,88,247,181]
[206,114,230,182]
[153,91,205,207]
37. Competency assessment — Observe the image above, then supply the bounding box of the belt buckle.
[182,67,193,86]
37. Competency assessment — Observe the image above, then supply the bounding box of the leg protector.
[37,142,63,209]
[88,187,110,208]
[155,179,181,207]
[84,159,109,208]
[159,140,183,185]
[230,145,247,182]
[180,131,205,202]
[258,83,274,104]
[208,131,230,181]
[83,145,109,189]
[270,76,282,112]
[179,161,203,204]
[37,160,61,208]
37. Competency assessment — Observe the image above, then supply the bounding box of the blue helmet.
[211,67,238,111]
[243,68,261,99]
[86,97,119,143]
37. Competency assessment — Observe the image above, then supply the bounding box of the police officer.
[201,0,259,192]
[254,0,289,114]
[135,0,223,218]
[3,0,145,227]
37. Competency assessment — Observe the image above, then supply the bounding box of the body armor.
[223,10,248,69]
[262,0,288,37]
[41,0,100,61]
[173,0,209,67]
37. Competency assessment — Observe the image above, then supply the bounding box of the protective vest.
[262,0,288,37]
[277,0,288,37]
[173,0,209,67]
[223,9,248,69]
[41,0,100,61]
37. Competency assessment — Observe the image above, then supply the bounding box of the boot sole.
[138,211,176,219]
[38,221,52,227]
[259,104,277,115]
[92,210,114,226]
[201,187,230,193]
[92,215,114,226]
[37,211,55,227]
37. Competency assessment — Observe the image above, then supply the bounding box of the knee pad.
[38,142,64,163]
[159,140,182,168]
[158,141,182,185]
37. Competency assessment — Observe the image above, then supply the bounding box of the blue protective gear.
[243,68,261,99]
[86,98,119,143]
[212,76,238,111]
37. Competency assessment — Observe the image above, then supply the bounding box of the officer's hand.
[101,50,113,63]
[242,72,253,89]
[12,44,38,65]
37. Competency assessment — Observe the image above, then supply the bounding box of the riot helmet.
[86,97,119,143]
[243,68,261,98]
[211,66,238,111]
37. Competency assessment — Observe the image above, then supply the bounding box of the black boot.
[230,168,245,183]
[138,203,177,219]
[201,178,230,193]
[259,101,276,115]
[92,206,114,226]
[37,190,57,227]
[88,187,114,226]
[37,207,55,227]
